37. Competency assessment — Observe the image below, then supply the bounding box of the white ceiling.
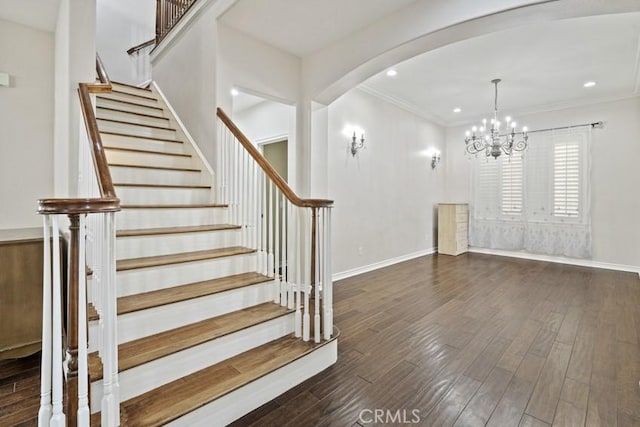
[220,0,417,56]
[0,0,60,32]
[360,12,640,127]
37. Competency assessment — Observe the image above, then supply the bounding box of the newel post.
[65,214,81,426]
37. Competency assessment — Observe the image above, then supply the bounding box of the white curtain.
[469,127,592,258]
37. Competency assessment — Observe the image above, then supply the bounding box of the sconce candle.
[350,132,365,157]
[431,152,441,170]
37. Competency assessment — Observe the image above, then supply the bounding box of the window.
[501,155,523,215]
[553,141,580,218]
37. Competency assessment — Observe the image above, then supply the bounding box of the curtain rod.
[525,121,604,135]
[502,121,604,137]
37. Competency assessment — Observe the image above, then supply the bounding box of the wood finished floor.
[2,254,639,426]
[234,253,640,427]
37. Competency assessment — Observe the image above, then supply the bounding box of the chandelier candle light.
[465,79,529,159]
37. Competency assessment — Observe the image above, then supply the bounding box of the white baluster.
[50,216,66,427]
[274,188,280,304]
[293,208,301,338]
[314,208,321,343]
[287,201,294,310]
[303,209,310,342]
[324,208,333,340]
[38,216,52,427]
[261,172,268,275]
[280,193,287,307]
[101,213,117,427]
[234,138,240,225]
[77,215,90,425]
[268,181,275,281]
[109,212,120,424]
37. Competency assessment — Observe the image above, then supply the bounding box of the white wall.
[151,4,218,164]
[233,100,297,187]
[328,89,446,275]
[0,19,54,229]
[96,0,154,85]
[54,0,96,198]
[445,97,640,268]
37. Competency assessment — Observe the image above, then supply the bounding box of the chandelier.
[465,79,529,159]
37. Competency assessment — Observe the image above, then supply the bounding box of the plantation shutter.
[553,141,580,218]
[501,154,523,215]
[474,159,500,219]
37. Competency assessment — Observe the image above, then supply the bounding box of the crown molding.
[357,84,446,126]
[446,93,640,128]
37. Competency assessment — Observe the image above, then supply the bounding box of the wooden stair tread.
[88,302,293,381]
[109,163,200,172]
[111,80,152,91]
[110,89,157,101]
[121,203,227,209]
[113,183,211,189]
[88,272,271,321]
[96,96,163,111]
[117,224,239,237]
[101,131,183,144]
[97,117,176,131]
[92,335,328,427]
[103,145,190,157]
[97,106,168,120]
[116,246,254,271]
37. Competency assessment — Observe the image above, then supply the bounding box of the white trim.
[256,134,288,146]
[151,81,215,177]
[332,248,436,282]
[137,79,152,89]
[357,84,446,126]
[468,246,640,275]
[633,33,640,95]
[150,0,237,64]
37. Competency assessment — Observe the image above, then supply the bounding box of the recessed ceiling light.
[230,88,239,96]
[453,107,462,113]
[583,81,596,88]
[386,69,398,77]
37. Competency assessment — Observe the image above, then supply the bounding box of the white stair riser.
[115,186,213,205]
[90,313,295,414]
[110,166,204,187]
[170,340,338,427]
[98,119,176,140]
[111,84,154,98]
[117,228,240,258]
[105,149,193,169]
[102,133,185,154]
[99,91,159,107]
[96,98,165,118]
[116,253,257,296]
[97,108,170,128]
[118,207,228,230]
[88,281,274,350]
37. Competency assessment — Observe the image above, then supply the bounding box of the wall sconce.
[350,132,365,157]
[431,151,441,170]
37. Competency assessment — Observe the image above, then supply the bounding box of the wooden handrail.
[155,0,199,44]
[216,108,333,209]
[127,38,156,55]
[37,55,120,215]
[96,53,110,86]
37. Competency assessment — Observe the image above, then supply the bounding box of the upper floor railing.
[156,0,198,44]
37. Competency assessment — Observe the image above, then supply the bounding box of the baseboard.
[332,248,436,282]
[468,247,640,276]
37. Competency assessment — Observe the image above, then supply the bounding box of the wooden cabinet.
[438,203,468,256]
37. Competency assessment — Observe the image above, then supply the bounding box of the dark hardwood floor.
[0,353,39,426]
[3,253,639,426]
[233,253,640,427]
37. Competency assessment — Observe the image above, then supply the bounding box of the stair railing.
[217,108,334,343]
[38,54,121,427]
[127,39,155,85]
[155,0,198,44]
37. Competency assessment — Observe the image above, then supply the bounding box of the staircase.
[37,73,336,426]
